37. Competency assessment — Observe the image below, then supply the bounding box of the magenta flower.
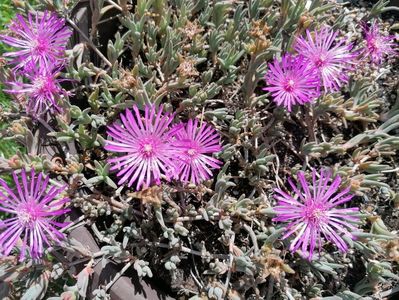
[105,105,177,190]
[263,54,320,111]
[362,21,397,64]
[0,169,70,260]
[273,169,359,260]
[5,66,68,116]
[173,119,222,184]
[294,27,356,92]
[0,11,72,71]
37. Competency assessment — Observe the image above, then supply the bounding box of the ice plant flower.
[294,27,356,92]
[273,169,359,260]
[0,169,70,260]
[105,105,177,190]
[362,21,397,64]
[5,65,68,116]
[0,11,72,71]
[263,54,320,111]
[174,119,222,184]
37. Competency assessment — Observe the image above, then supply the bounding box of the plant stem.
[224,233,235,290]
[382,6,399,12]
[243,223,259,253]
[66,18,113,68]
[242,54,258,105]
[151,242,229,259]
[105,260,134,292]
[106,0,123,11]
[67,250,108,267]
[266,277,274,300]
[305,104,316,142]
[60,215,86,233]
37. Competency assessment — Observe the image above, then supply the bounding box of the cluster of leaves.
[0,0,398,299]
[0,0,27,160]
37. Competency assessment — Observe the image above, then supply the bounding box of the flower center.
[33,75,57,95]
[315,54,327,67]
[33,76,46,90]
[33,37,49,54]
[140,141,156,158]
[303,200,326,224]
[187,148,197,156]
[368,38,380,52]
[18,209,37,226]
[284,79,295,92]
[310,208,323,220]
[143,143,153,153]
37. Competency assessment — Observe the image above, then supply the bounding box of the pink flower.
[5,66,68,116]
[0,169,70,260]
[294,27,356,92]
[0,11,72,71]
[173,119,222,184]
[105,105,177,190]
[273,169,359,260]
[263,54,320,111]
[362,21,397,64]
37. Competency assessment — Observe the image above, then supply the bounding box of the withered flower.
[182,20,204,40]
[177,57,199,79]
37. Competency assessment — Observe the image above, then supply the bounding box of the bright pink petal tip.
[173,119,222,185]
[273,169,359,260]
[0,10,72,71]
[362,20,397,64]
[5,65,69,116]
[104,105,178,191]
[294,27,357,92]
[264,54,320,111]
[0,168,70,260]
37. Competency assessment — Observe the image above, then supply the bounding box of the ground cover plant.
[0,0,398,299]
